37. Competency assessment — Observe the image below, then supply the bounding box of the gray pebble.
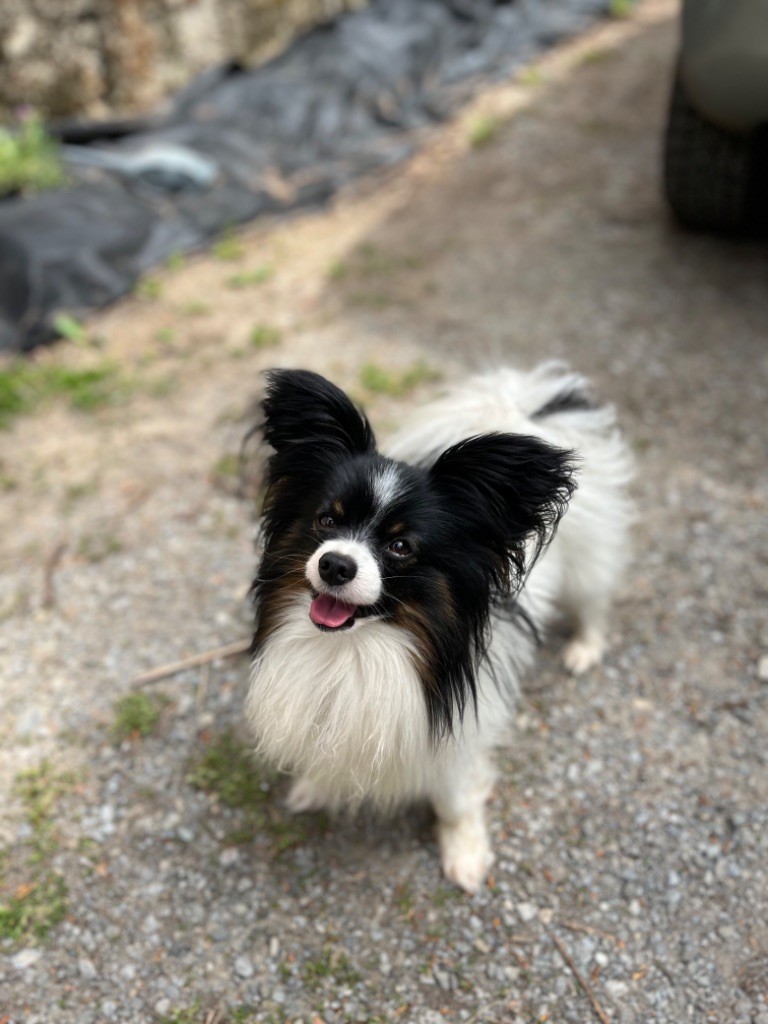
[234,956,254,979]
[78,957,97,980]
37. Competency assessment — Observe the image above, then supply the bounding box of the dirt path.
[2,3,768,1022]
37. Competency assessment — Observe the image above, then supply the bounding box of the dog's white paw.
[286,777,326,814]
[563,630,606,676]
[438,820,494,894]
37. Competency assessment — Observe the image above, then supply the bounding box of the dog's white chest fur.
[247,596,434,809]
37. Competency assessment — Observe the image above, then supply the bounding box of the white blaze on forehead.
[306,538,382,606]
[371,463,404,514]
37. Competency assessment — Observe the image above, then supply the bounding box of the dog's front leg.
[428,748,496,894]
[285,776,328,814]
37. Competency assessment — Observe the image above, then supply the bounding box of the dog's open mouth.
[309,592,357,631]
[308,592,381,631]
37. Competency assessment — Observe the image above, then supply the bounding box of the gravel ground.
[2,2,768,1022]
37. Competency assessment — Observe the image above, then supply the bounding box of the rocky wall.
[0,0,361,119]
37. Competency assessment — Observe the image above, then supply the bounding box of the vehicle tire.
[663,67,764,234]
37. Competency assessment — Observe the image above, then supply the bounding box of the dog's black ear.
[262,369,376,467]
[430,432,577,585]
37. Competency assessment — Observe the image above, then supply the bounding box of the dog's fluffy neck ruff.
[247,593,435,810]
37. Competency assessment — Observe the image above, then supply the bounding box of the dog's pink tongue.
[309,593,356,628]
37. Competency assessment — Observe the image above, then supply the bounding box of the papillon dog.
[247,363,632,892]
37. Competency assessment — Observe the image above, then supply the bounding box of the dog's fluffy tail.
[384,361,618,464]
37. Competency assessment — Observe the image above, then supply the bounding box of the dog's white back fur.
[247,362,633,892]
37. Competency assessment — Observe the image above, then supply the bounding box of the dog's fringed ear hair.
[430,432,578,586]
[262,369,376,477]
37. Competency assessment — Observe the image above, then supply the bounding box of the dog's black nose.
[319,552,358,587]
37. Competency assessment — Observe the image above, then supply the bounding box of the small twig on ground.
[551,930,612,1024]
[562,918,619,942]
[42,541,67,609]
[131,637,251,687]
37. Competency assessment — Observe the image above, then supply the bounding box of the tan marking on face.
[386,522,407,536]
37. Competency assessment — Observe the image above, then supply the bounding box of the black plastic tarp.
[0,0,613,352]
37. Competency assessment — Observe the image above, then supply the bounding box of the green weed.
[302,946,361,990]
[250,324,282,349]
[0,761,73,946]
[75,531,123,563]
[189,732,319,855]
[166,251,186,271]
[360,360,440,397]
[580,47,613,65]
[394,883,414,916]
[226,266,273,289]
[347,290,392,309]
[0,461,17,492]
[156,1003,203,1024]
[210,452,242,495]
[179,300,211,317]
[188,731,267,810]
[15,761,75,861]
[214,234,246,262]
[229,1008,258,1024]
[112,691,169,741]
[154,327,176,345]
[609,0,635,17]
[328,258,348,281]
[0,872,68,943]
[0,359,130,427]
[52,314,88,345]
[136,276,163,300]
[518,66,544,87]
[0,116,65,197]
[50,365,128,411]
[468,114,501,148]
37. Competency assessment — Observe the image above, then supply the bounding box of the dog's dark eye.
[387,538,412,558]
[317,513,336,530]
